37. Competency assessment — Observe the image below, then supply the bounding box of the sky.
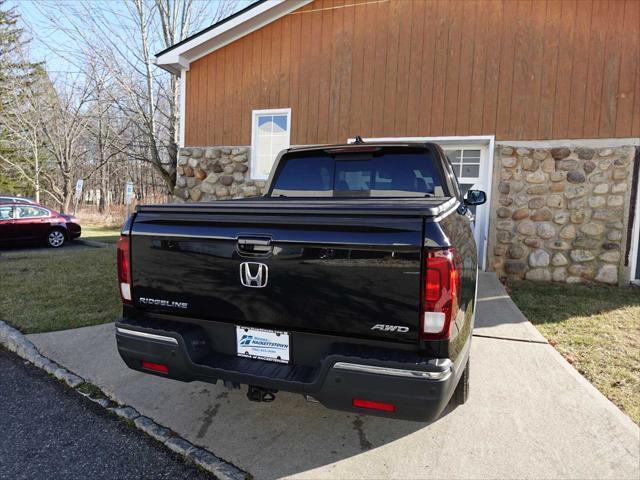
[10,0,252,76]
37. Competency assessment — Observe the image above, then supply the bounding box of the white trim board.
[155,1,312,75]
[178,69,187,148]
[349,136,496,271]
[498,138,640,148]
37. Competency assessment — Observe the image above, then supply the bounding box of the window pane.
[271,155,334,196]
[258,115,273,132]
[462,150,481,163]
[256,134,271,150]
[271,136,289,155]
[0,206,13,219]
[271,148,446,197]
[445,149,462,163]
[253,111,291,179]
[452,164,461,177]
[273,115,288,132]
[461,164,480,177]
[255,155,274,178]
[17,206,46,218]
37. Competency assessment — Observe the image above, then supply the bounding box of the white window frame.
[250,108,291,180]
[348,135,495,271]
[444,148,483,185]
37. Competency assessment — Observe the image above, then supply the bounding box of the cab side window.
[16,206,49,218]
[0,206,14,220]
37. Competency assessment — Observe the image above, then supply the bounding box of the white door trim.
[630,166,640,285]
[349,135,496,271]
[251,108,292,180]
[178,69,187,148]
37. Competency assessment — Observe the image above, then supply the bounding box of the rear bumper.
[115,318,467,422]
[67,223,81,239]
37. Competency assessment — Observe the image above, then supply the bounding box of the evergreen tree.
[0,0,42,195]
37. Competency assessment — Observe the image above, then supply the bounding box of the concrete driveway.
[28,273,639,479]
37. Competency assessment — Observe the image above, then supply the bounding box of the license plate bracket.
[236,326,290,364]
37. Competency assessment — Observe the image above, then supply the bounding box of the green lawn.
[0,246,120,334]
[507,280,640,424]
[81,224,121,244]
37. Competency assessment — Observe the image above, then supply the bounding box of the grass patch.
[507,280,640,424]
[77,382,107,399]
[0,246,120,333]
[81,224,121,244]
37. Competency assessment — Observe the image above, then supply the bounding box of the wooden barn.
[155,0,640,285]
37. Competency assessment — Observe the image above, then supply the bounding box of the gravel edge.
[0,320,249,480]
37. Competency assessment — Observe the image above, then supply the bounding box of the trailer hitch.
[247,386,277,403]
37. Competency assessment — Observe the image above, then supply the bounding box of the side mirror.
[464,189,487,206]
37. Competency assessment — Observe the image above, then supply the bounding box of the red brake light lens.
[117,235,132,304]
[424,267,442,302]
[421,248,462,340]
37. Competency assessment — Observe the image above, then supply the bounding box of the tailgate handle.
[236,236,273,256]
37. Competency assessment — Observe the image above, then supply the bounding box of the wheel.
[46,228,66,248]
[451,358,470,406]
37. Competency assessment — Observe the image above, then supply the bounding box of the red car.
[0,203,81,248]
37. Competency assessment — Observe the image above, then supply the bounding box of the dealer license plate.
[236,326,290,364]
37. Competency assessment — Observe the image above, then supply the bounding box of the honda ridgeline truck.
[115,140,486,421]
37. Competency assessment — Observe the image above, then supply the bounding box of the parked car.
[0,195,37,204]
[115,141,486,421]
[0,203,81,248]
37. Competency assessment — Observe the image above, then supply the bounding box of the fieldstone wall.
[488,144,636,285]
[173,146,265,202]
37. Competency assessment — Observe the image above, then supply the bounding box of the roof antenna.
[354,135,365,144]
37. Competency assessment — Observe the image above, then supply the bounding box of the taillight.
[421,248,462,339]
[117,235,132,304]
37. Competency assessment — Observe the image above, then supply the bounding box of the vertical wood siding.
[184,0,640,146]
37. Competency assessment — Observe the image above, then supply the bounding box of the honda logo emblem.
[239,262,268,288]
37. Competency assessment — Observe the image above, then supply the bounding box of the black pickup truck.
[115,141,486,421]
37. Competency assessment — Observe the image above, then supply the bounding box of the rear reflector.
[141,361,168,374]
[352,398,396,412]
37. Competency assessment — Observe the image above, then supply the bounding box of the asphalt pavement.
[0,347,210,480]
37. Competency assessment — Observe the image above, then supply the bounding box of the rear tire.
[451,358,470,406]
[46,228,66,248]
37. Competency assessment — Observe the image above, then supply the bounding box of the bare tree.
[30,0,238,194]
[0,67,61,204]
[40,75,94,212]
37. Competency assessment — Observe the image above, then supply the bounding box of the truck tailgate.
[129,202,438,343]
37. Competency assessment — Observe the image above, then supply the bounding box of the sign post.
[124,181,134,217]
[73,179,84,215]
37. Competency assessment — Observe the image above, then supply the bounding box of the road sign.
[125,182,134,205]
[73,179,84,215]
[75,179,84,197]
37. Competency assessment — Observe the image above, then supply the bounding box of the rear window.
[270,147,446,198]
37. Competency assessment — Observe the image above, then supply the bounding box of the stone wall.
[173,146,265,202]
[488,144,636,285]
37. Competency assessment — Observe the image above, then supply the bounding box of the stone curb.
[0,320,248,480]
